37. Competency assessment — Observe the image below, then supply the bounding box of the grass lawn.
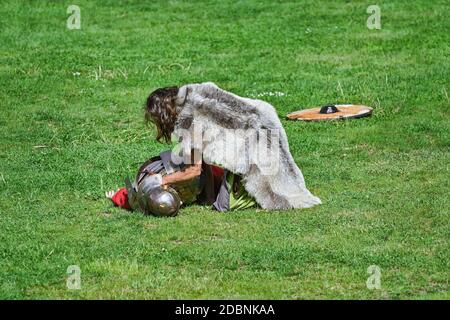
[0,0,449,299]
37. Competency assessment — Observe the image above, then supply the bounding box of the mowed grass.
[0,0,449,299]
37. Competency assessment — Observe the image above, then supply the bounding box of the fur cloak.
[173,82,321,210]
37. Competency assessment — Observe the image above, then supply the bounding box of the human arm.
[162,162,202,186]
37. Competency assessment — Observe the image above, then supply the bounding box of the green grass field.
[0,0,449,299]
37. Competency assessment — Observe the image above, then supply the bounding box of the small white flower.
[249,91,286,98]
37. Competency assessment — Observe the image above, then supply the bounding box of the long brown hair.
[145,86,179,143]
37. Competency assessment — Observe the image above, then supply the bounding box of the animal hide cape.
[173,82,321,210]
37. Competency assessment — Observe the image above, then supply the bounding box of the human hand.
[105,189,119,199]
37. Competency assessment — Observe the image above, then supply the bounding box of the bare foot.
[105,189,119,200]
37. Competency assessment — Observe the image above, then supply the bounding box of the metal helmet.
[136,184,181,217]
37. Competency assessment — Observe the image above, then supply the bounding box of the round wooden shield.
[286,104,373,121]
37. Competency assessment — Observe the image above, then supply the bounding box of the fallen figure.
[106,149,257,216]
[107,82,321,216]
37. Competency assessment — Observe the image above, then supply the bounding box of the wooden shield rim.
[286,104,373,121]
